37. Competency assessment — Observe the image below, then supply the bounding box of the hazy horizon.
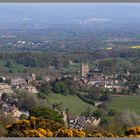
[0,3,140,28]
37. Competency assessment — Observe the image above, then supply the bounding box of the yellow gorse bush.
[72,129,86,137]
[38,128,53,137]
[125,126,140,137]
[55,128,85,137]
[5,117,140,138]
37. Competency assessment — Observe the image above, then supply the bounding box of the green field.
[0,60,26,73]
[0,57,133,74]
[0,59,81,74]
[110,96,140,115]
[47,93,96,116]
[0,60,49,74]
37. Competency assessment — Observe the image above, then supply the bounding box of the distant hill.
[0,3,140,51]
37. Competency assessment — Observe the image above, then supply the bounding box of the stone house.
[0,83,13,98]
[24,85,38,93]
[11,77,27,86]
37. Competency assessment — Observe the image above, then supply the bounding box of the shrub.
[76,93,95,105]
[125,126,140,137]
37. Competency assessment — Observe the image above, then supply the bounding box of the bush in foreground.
[5,117,140,137]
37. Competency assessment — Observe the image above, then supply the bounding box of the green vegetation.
[0,58,133,73]
[76,93,95,106]
[0,60,41,74]
[0,49,139,75]
[3,89,48,112]
[5,116,140,137]
[52,81,69,96]
[37,83,54,100]
[0,110,17,136]
[47,94,96,115]
[110,96,140,115]
[29,107,64,124]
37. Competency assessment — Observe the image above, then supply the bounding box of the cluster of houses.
[73,63,137,93]
[0,74,39,119]
[68,115,100,130]
[7,39,51,51]
[0,74,38,98]
[72,73,129,93]
[0,83,13,97]
[87,74,128,93]
[0,99,29,119]
[0,73,61,120]
[49,107,101,130]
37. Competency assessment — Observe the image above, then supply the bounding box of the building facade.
[80,63,89,77]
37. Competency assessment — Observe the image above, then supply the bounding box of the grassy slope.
[47,93,96,116]
[110,96,140,115]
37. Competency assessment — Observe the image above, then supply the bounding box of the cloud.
[21,18,32,21]
[79,18,111,24]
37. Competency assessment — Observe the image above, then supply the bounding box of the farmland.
[110,96,140,115]
[47,93,96,116]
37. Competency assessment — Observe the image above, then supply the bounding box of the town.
[1,3,140,137]
[0,60,139,131]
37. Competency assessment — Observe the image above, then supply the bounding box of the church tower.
[80,63,89,77]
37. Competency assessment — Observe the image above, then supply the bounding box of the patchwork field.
[110,96,140,115]
[47,94,140,116]
[130,46,140,49]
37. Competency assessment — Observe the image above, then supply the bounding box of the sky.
[0,3,140,28]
